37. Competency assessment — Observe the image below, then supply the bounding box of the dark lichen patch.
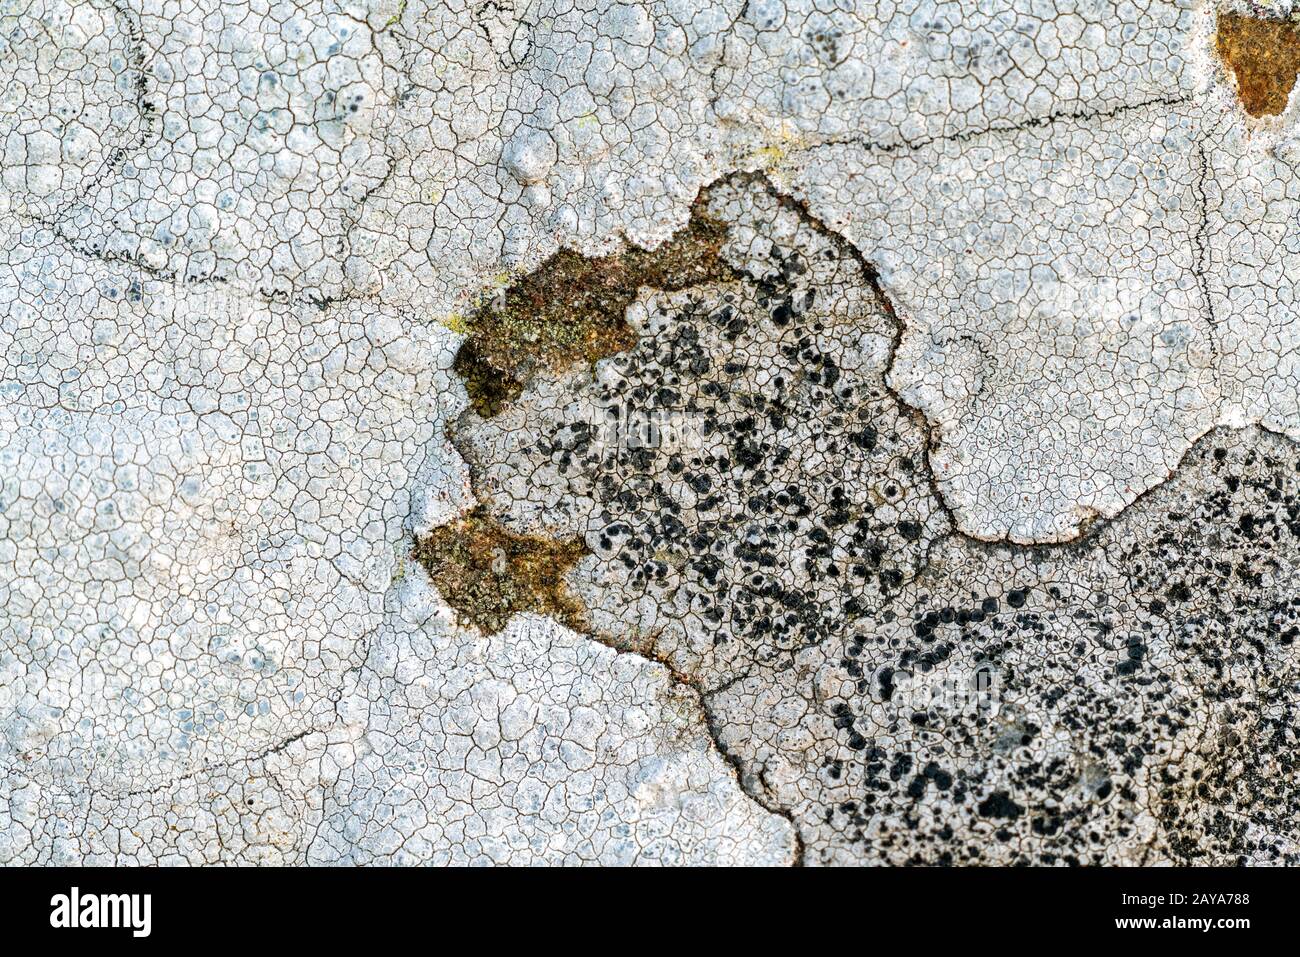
[827,428,1300,865]
[456,202,738,416]
[414,507,589,633]
[453,340,521,419]
[1216,11,1300,117]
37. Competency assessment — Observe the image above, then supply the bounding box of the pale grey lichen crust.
[2,0,1300,864]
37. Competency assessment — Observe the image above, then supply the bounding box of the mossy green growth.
[413,507,589,633]
[454,201,736,417]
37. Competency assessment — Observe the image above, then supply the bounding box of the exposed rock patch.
[1217,10,1300,117]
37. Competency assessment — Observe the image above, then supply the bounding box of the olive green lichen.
[413,507,589,633]
[454,201,737,417]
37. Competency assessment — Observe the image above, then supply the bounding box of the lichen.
[453,340,522,419]
[412,507,588,633]
[15,0,1300,870]
[1216,11,1300,117]
[454,201,737,416]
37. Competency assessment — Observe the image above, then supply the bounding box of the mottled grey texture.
[4,0,1300,865]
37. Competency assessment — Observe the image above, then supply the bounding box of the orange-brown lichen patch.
[1216,12,1300,117]
[413,507,588,633]
[454,201,737,417]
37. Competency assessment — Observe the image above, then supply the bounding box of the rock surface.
[3,0,1299,865]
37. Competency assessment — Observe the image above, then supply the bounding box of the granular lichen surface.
[2,0,1299,867]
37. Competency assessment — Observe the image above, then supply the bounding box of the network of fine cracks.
[424,154,1300,864]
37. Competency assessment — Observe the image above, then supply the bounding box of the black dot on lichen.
[977,790,1024,820]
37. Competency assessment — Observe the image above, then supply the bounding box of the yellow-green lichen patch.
[1216,11,1300,117]
[455,201,737,416]
[413,507,589,633]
